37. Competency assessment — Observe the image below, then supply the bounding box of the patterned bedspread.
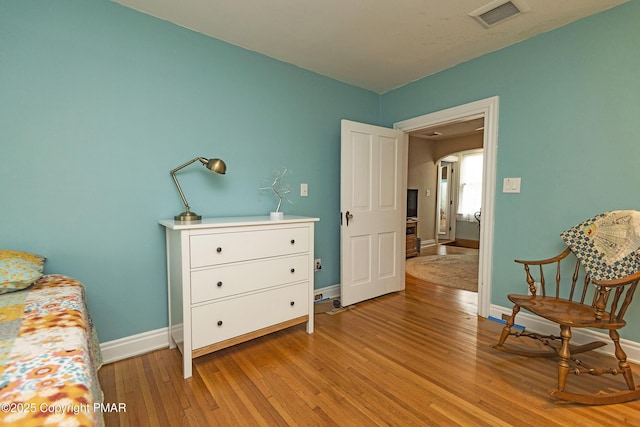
[0,275,103,426]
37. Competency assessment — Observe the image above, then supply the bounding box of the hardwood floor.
[99,261,640,426]
[419,243,478,257]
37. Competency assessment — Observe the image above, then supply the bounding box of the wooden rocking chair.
[494,212,640,404]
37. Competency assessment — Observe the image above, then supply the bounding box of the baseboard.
[454,238,480,249]
[101,286,342,365]
[100,327,169,364]
[101,301,640,366]
[490,304,640,364]
[314,283,340,302]
[421,239,436,248]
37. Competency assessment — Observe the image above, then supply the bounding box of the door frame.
[394,96,498,318]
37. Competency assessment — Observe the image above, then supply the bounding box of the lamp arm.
[169,157,205,175]
[170,157,202,211]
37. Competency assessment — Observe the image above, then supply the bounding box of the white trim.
[100,327,169,364]
[394,96,499,318]
[314,283,340,301]
[490,304,640,364]
[99,298,640,368]
[100,286,341,365]
[421,239,436,248]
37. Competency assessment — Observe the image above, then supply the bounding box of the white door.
[340,119,408,306]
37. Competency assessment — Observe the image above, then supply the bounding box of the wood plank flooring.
[99,248,640,426]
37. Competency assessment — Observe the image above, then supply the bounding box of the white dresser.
[159,216,319,378]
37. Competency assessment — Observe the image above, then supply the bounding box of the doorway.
[437,160,455,243]
[444,149,483,248]
[394,96,498,318]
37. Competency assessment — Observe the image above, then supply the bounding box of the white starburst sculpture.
[259,167,292,219]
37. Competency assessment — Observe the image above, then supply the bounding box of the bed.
[0,251,103,426]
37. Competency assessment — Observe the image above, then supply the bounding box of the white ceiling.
[411,117,486,141]
[112,0,627,94]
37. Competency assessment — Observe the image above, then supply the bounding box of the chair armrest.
[513,248,573,297]
[593,270,640,287]
[514,248,572,266]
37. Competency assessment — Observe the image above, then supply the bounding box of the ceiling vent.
[470,0,530,28]
[424,131,442,137]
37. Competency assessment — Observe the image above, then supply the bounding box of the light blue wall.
[382,1,640,340]
[0,1,379,341]
[3,0,639,344]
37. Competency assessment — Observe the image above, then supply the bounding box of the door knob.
[346,211,354,226]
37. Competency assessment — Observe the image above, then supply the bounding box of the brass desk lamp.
[170,157,226,222]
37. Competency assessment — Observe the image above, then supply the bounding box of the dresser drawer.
[190,226,310,268]
[191,255,309,304]
[191,282,309,350]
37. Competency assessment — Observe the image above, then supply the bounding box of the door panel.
[351,132,372,209]
[350,235,371,283]
[379,136,398,208]
[341,120,407,306]
[378,232,396,279]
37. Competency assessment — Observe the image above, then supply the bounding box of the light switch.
[503,177,521,193]
[300,183,308,197]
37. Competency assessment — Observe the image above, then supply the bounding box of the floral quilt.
[0,275,103,426]
[561,210,640,281]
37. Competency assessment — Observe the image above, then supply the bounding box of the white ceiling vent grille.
[470,0,530,28]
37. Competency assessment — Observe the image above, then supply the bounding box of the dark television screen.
[407,189,418,218]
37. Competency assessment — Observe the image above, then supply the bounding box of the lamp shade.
[205,158,226,174]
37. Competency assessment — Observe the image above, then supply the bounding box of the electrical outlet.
[314,258,322,271]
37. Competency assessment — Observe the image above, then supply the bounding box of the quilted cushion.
[560,210,640,281]
[0,250,46,294]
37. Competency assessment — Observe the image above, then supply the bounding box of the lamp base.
[175,211,202,222]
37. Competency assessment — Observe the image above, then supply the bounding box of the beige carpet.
[406,252,479,292]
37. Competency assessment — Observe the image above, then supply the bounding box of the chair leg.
[610,329,636,391]
[557,325,572,392]
[497,305,520,346]
[550,325,640,404]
